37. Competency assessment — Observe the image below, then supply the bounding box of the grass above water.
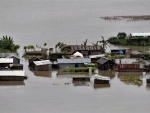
[63,67,97,72]
[121,76,143,86]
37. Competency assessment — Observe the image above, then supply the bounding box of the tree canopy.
[0,36,20,52]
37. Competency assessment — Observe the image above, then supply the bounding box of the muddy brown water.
[0,0,150,113]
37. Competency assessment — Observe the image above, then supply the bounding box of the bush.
[117,32,127,39]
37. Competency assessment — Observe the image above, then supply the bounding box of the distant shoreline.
[100,15,150,21]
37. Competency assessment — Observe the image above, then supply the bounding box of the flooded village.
[1,33,150,87]
[1,0,150,113]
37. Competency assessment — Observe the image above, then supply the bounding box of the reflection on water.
[72,82,91,86]
[93,84,110,89]
[0,81,25,86]
[98,70,116,79]
[146,83,150,90]
[117,72,144,78]
[32,71,52,78]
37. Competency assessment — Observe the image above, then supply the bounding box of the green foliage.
[83,63,96,67]
[106,54,126,60]
[22,54,30,59]
[43,43,47,46]
[121,76,142,86]
[0,35,20,52]
[117,32,127,39]
[63,67,96,72]
[108,36,150,46]
[42,53,48,58]
[108,37,127,45]
[24,45,35,50]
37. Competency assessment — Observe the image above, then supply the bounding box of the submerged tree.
[0,35,20,52]
[55,42,65,52]
[81,39,88,46]
[98,36,109,53]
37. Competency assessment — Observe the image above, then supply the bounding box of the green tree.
[117,32,127,39]
[0,35,20,52]
[43,43,47,46]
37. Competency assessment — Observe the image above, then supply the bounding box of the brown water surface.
[0,0,150,113]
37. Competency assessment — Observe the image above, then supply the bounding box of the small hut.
[96,57,115,70]
[7,55,21,64]
[33,60,52,71]
[28,57,43,69]
[0,70,25,81]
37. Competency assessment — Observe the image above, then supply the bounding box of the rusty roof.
[62,45,102,51]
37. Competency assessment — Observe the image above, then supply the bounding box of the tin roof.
[115,58,137,64]
[62,45,102,51]
[57,58,91,64]
[130,33,150,37]
[0,58,13,63]
[33,60,52,66]
[96,57,110,64]
[89,54,105,58]
[0,70,25,76]
[91,74,110,80]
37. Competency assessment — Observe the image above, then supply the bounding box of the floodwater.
[0,0,150,113]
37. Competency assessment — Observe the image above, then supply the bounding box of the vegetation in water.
[63,67,97,72]
[108,36,150,46]
[121,76,143,86]
[0,36,20,52]
[106,54,126,60]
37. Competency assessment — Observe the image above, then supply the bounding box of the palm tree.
[98,36,109,53]
[92,41,99,46]
[1,36,14,50]
[55,42,62,52]
[43,43,47,46]
[81,39,88,46]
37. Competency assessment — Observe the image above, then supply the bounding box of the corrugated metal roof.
[89,54,105,58]
[96,57,110,64]
[33,60,52,66]
[130,33,150,37]
[57,58,91,64]
[91,75,110,80]
[0,70,25,76]
[62,45,102,51]
[0,58,13,63]
[115,58,137,64]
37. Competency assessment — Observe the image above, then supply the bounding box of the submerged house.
[6,55,21,64]
[28,57,43,69]
[0,58,13,69]
[96,57,115,70]
[115,58,144,72]
[111,49,132,56]
[0,70,25,81]
[129,33,150,39]
[25,48,48,56]
[89,54,105,63]
[61,45,103,57]
[57,58,91,69]
[9,64,23,70]
[33,60,52,71]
